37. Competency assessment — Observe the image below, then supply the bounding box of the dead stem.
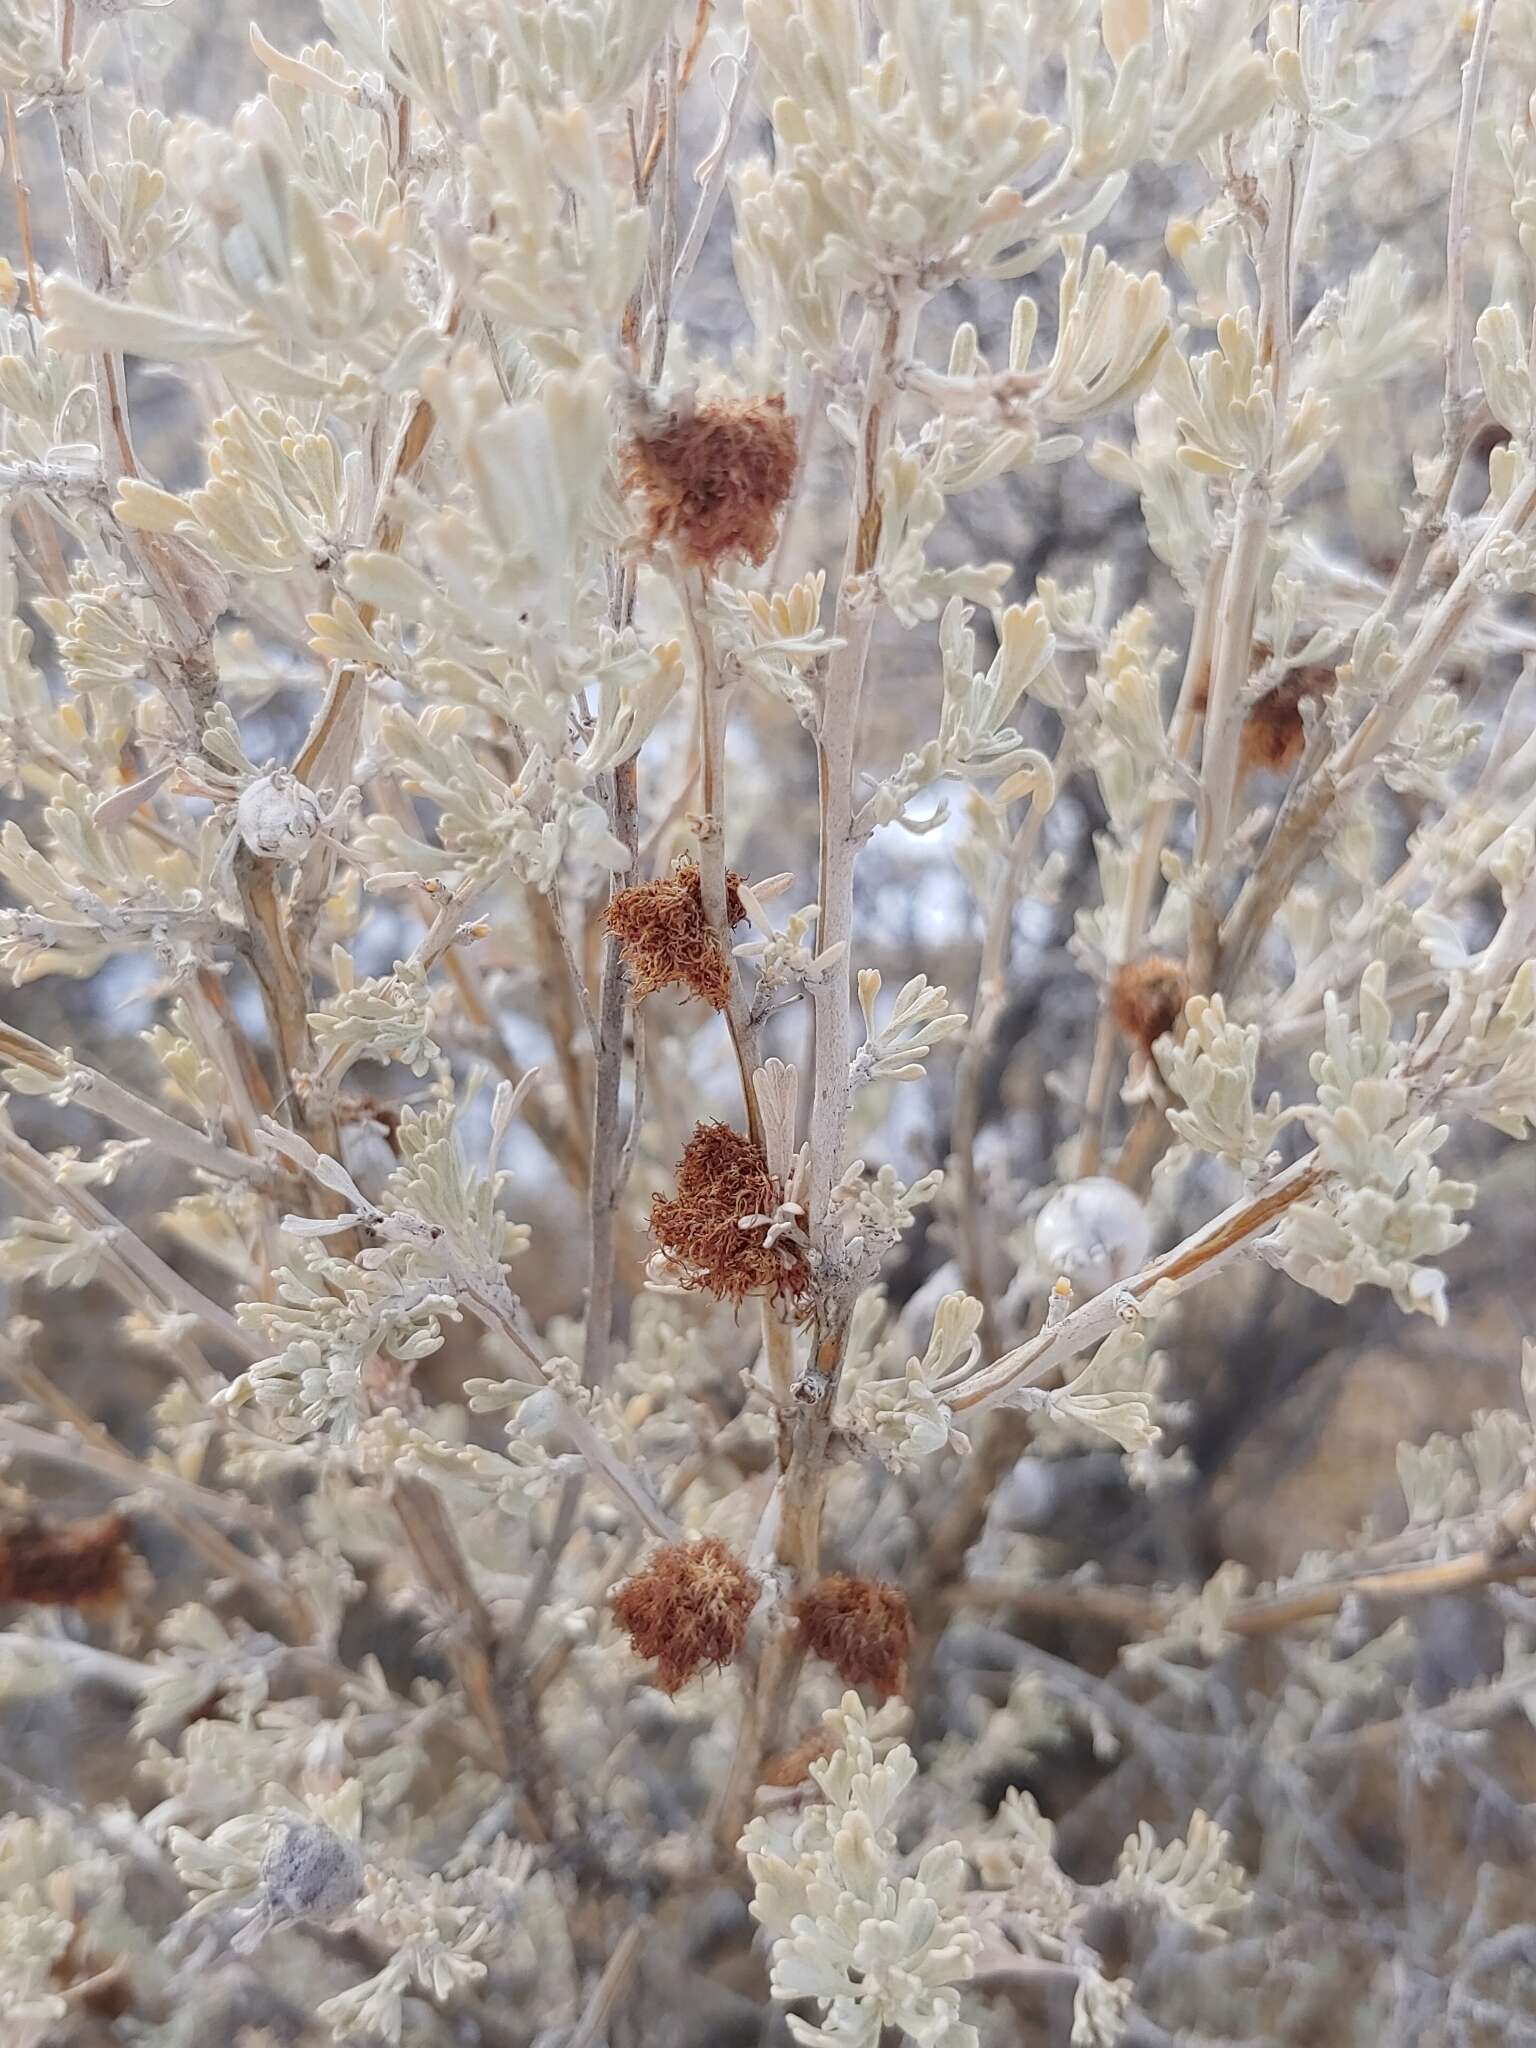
[712,294,916,1854]
[4,92,43,317]
[954,1484,1536,1643]
[678,567,766,1145]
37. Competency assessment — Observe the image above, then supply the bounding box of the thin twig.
[566,1923,647,2048]
[4,92,44,317]
[680,567,764,1145]
[0,1416,271,1529]
[0,1123,261,1376]
[0,1024,279,1188]
[0,1348,308,1630]
[954,1491,1536,1643]
[712,291,916,1852]
[1221,461,1536,987]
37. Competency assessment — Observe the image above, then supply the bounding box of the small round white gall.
[515,1388,569,1443]
[1033,1177,1152,1294]
[236,769,323,861]
[259,1818,363,1924]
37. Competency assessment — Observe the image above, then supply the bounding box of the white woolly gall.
[235,768,323,861]
[1034,1178,1153,1294]
[259,1820,363,1923]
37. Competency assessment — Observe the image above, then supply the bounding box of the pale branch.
[0,1416,274,1531]
[1080,550,1220,1177]
[0,1023,280,1188]
[0,1345,310,1632]
[1221,460,1536,987]
[948,1157,1324,1416]
[0,1123,262,1378]
[953,1486,1536,1644]
[679,565,765,1144]
[712,292,919,1854]
[585,757,641,1387]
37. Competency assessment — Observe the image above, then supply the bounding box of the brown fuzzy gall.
[794,1574,912,1700]
[622,395,798,572]
[1189,637,1270,717]
[51,1927,131,2019]
[650,1121,812,1308]
[603,862,747,1010]
[760,1730,835,1790]
[1238,664,1334,778]
[1189,643,1334,780]
[611,1535,758,1693]
[1109,955,1190,1057]
[336,1091,402,1140]
[0,1510,135,1612]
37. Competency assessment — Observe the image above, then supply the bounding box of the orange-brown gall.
[1190,644,1334,781]
[336,1092,402,1141]
[622,395,798,573]
[51,1928,131,2019]
[650,1122,812,1309]
[603,862,747,1011]
[0,1510,135,1612]
[794,1574,911,1700]
[611,1535,758,1693]
[1109,956,1190,1057]
[760,1729,836,1789]
[1238,665,1334,778]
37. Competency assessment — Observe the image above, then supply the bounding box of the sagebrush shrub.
[1,2,1536,2044]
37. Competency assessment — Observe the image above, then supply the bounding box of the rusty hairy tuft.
[1109,955,1191,1057]
[760,1729,836,1789]
[611,1535,758,1693]
[603,862,747,1011]
[1238,665,1334,778]
[794,1573,912,1700]
[650,1122,812,1308]
[622,395,798,572]
[1190,644,1335,781]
